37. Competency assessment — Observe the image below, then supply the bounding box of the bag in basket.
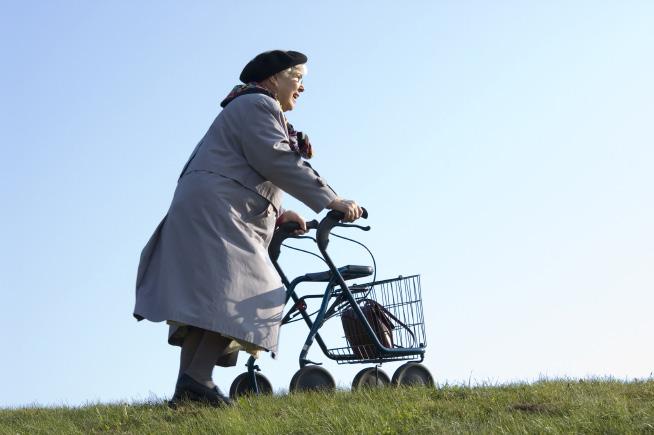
[341,299,396,359]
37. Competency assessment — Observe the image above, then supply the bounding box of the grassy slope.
[1,380,653,434]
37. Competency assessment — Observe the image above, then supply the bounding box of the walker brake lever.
[335,223,371,231]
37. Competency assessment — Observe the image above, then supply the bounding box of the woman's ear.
[268,74,280,90]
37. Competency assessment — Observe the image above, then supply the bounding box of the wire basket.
[328,274,426,364]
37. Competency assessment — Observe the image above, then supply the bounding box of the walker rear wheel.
[229,372,273,399]
[289,366,335,392]
[351,367,391,389]
[391,363,434,387]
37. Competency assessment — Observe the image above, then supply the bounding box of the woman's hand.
[326,198,363,222]
[276,210,307,235]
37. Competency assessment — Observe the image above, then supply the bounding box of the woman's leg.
[184,329,230,389]
[178,326,204,381]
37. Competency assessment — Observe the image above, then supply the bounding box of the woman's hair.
[278,64,307,79]
[256,64,307,98]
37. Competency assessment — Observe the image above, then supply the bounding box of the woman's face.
[275,69,304,112]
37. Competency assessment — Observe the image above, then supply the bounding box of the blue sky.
[1,1,653,407]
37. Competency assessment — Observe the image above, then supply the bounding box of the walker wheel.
[289,366,335,392]
[351,367,391,389]
[229,372,273,399]
[391,363,434,387]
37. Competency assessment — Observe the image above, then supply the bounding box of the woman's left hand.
[276,210,307,235]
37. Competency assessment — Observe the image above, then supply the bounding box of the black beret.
[240,50,308,83]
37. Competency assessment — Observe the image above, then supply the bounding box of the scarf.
[220,83,313,159]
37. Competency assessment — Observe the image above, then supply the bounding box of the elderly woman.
[133,50,363,406]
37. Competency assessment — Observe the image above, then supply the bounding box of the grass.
[1,379,653,434]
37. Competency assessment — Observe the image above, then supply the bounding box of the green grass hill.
[1,380,653,434]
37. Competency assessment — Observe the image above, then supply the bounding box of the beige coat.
[133,93,337,362]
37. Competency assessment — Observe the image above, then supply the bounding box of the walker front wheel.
[391,363,434,387]
[289,366,335,392]
[351,367,391,389]
[229,372,273,399]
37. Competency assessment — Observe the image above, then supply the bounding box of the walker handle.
[326,207,368,222]
[278,219,319,233]
[268,219,319,262]
[317,207,368,251]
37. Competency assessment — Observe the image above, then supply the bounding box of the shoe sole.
[169,389,233,408]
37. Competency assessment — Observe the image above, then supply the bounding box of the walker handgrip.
[326,207,368,222]
[278,219,319,233]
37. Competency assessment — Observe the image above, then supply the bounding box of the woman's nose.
[299,83,304,92]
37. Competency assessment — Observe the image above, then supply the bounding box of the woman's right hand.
[326,197,363,222]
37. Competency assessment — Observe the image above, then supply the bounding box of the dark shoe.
[173,373,233,407]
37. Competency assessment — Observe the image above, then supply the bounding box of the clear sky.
[1,1,653,408]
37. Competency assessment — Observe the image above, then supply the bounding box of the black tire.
[351,367,391,390]
[289,366,336,393]
[229,372,273,399]
[391,363,434,387]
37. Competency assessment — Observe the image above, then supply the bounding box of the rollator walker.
[229,209,433,397]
